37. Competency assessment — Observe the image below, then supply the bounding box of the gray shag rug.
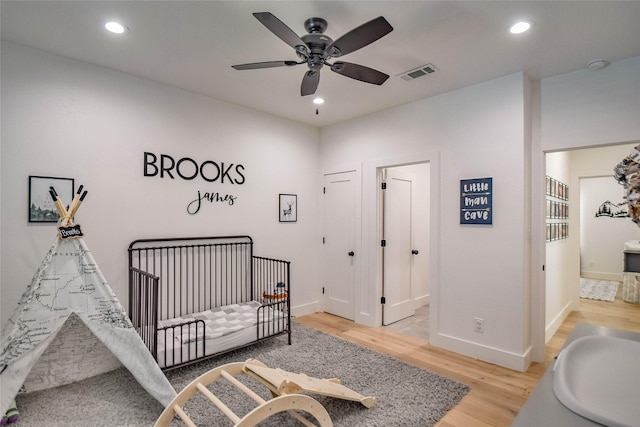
[14,323,469,426]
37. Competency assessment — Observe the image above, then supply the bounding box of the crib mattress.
[156,301,286,368]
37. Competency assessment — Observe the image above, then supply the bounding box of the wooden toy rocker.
[155,358,376,427]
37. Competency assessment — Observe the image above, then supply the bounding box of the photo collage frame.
[545,175,569,242]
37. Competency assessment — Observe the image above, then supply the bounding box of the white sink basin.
[553,335,640,427]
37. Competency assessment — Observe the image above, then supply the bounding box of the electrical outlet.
[474,317,484,333]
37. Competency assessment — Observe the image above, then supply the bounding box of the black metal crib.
[128,235,291,370]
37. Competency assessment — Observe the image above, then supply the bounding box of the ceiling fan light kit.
[232,12,393,96]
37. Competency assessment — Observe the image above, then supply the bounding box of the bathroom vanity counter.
[511,323,640,427]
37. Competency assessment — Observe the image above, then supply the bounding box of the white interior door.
[323,171,357,320]
[383,168,416,325]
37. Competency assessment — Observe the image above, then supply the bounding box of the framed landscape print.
[29,176,74,223]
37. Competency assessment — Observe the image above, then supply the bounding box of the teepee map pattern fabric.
[0,237,176,415]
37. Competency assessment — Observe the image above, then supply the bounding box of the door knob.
[412,250,419,255]
[348,251,355,256]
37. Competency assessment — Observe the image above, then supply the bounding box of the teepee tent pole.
[65,185,87,224]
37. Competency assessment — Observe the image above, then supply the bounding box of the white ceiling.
[2,1,639,127]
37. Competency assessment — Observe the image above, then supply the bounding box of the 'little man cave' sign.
[460,177,492,225]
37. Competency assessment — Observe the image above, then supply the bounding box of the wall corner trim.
[545,300,573,343]
[291,301,320,319]
[436,333,532,372]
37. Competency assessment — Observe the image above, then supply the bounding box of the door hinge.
[542,265,545,271]
[323,187,326,194]
[322,287,325,294]
[381,239,386,247]
[381,182,387,190]
[322,237,325,244]
[381,296,386,304]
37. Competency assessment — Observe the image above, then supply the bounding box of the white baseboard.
[434,333,532,372]
[414,294,430,309]
[291,301,320,319]
[580,271,623,282]
[545,301,574,343]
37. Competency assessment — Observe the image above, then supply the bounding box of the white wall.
[320,56,639,370]
[540,57,640,150]
[534,56,640,349]
[576,144,640,280]
[544,151,575,341]
[1,42,322,328]
[321,73,531,370]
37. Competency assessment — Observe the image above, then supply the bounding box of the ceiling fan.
[232,12,393,96]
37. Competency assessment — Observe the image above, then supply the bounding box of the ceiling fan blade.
[253,12,309,56]
[330,62,389,85]
[326,16,393,58]
[232,61,299,70]
[301,71,320,96]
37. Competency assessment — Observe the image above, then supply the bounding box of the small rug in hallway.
[14,323,469,427]
[580,278,619,302]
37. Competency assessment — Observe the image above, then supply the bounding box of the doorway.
[380,163,430,336]
[543,143,639,342]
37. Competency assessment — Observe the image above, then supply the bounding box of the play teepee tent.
[0,185,176,416]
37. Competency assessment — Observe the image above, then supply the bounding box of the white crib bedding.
[156,301,286,368]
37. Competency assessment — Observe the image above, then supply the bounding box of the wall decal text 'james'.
[187,191,238,214]
[144,152,245,184]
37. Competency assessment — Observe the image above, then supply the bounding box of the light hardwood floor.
[295,288,640,427]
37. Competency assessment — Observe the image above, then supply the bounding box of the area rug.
[579,278,619,302]
[14,323,469,426]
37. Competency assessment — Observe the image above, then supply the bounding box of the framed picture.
[279,194,297,222]
[459,177,493,225]
[29,176,74,223]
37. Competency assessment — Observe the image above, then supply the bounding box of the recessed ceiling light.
[587,58,609,71]
[313,97,325,105]
[105,21,128,34]
[509,20,534,34]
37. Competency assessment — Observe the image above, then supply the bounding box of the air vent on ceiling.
[398,63,438,81]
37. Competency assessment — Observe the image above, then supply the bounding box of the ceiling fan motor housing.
[304,17,328,34]
[301,32,333,71]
